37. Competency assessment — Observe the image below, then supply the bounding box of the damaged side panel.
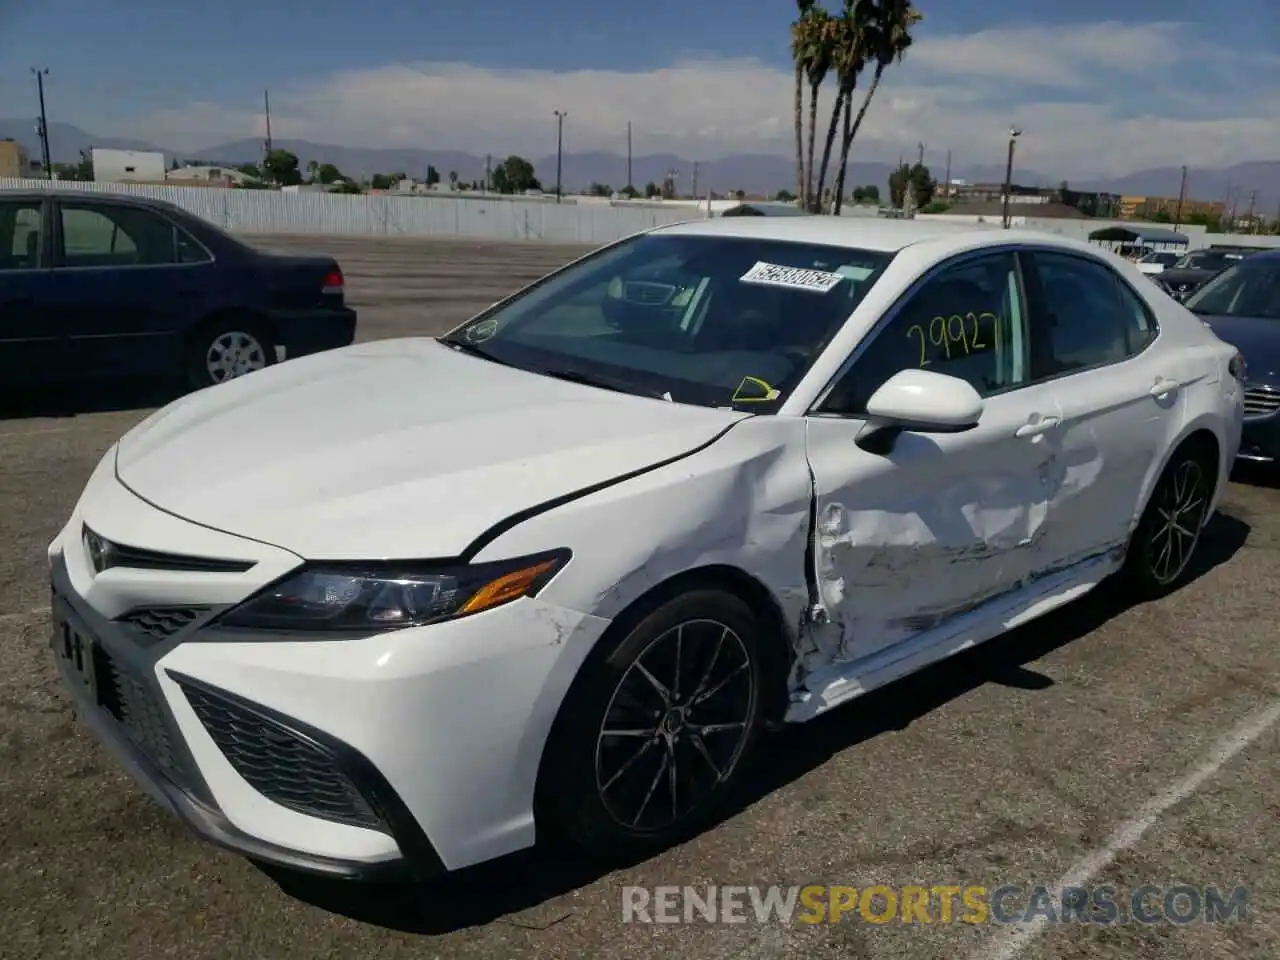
[469,415,817,691]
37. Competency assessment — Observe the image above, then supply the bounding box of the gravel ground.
[0,235,1276,960]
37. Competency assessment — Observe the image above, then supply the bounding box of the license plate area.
[53,609,100,705]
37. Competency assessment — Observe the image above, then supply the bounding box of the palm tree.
[802,7,835,211]
[833,0,922,213]
[791,1,815,207]
[816,1,868,213]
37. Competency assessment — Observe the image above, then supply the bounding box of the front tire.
[185,319,275,390]
[538,589,772,860]
[1121,445,1214,597]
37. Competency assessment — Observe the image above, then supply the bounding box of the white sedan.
[49,217,1244,881]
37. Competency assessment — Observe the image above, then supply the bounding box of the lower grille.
[116,606,212,644]
[1244,388,1280,419]
[174,678,385,832]
[97,649,180,774]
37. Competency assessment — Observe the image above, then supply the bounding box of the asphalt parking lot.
[1,234,1278,960]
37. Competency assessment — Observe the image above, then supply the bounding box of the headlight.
[1229,351,1247,382]
[214,549,570,633]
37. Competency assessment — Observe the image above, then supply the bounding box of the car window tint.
[1031,252,1145,373]
[175,227,211,263]
[0,202,43,271]
[60,204,179,267]
[1185,258,1280,318]
[819,251,1029,414]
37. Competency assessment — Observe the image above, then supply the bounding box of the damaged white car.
[49,217,1244,882]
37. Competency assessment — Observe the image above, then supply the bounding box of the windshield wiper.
[539,367,671,400]
[440,337,517,367]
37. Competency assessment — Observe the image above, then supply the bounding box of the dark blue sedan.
[1183,250,1280,463]
[0,190,357,389]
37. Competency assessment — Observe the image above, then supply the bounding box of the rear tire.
[185,318,275,390]
[537,589,772,861]
[1120,444,1215,598]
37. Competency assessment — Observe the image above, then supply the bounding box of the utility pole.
[553,110,566,202]
[626,122,632,189]
[31,68,51,179]
[917,142,925,167]
[692,161,699,200]
[484,154,491,192]
[1228,188,1240,232]
[1002,127,1022,229]
[1247,189,1258,232]
[263,89,273,157]
[943,149,951,201]
[1173,164,1187,231]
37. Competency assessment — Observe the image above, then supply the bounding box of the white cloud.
[115,20,1280,178]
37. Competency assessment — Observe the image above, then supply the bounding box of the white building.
[91,148,167,183]
[165,164,258,186]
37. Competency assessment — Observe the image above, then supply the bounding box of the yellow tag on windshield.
[732,376,780,403]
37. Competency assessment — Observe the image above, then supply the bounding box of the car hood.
[1195,313,1280,384]
[114,338,749,560]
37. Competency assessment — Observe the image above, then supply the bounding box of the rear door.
[1021,248,1184,566]
[0,196,59,383]
[47,199,215,378]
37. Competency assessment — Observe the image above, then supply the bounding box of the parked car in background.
[0,191,357,389]
[1136,251,1180,275]
[1155,249,1250,299]
[1183,250,1280,464]
[49,217,1243,882]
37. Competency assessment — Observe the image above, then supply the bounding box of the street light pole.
[1001,127,1022,229]
[553,110,566,202]
[31,67,51,180]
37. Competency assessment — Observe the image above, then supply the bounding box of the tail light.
[321,267,344,296]
[1229,351,1247,382]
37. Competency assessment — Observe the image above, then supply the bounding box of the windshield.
[1174,252,1231,271]
[1184,257,1280,318]
[439,233,894,410]
[1140,252,1178,266]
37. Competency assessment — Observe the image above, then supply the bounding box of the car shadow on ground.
[0,379,182,420]
[1231,461,1280,490]
[259,511,1251,934]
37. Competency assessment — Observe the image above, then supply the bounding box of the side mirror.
[859,369,983,444]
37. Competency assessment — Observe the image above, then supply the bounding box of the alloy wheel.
[1146,458,1208,585]
[205,331,268,383]
[594,619,756,833]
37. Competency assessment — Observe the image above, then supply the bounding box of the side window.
[1029,252,1150,374]
[0,201,43,271]
[59,204,179,267]
[819,252,1029,414]
[175,227,212,264]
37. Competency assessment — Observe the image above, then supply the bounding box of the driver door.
[804,249,1064,664]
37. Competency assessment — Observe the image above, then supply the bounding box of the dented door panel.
[803,384,1064,667]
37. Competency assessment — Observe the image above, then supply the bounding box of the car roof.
[650,214,1093,256]
[0,189,190,216]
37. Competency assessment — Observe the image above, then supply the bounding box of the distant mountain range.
[5,119,1279,211]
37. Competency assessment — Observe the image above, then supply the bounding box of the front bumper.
[48,466,611,878]
[1239,416,1280,463]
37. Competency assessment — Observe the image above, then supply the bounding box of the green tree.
[817,0,870,213]
[620,184,639,198]
[775,188,796,202]
[792,3,836,210]
[888,162,910,208]
[643,181,660,198]
[589,182,612,197]
[490,156,540,194]
[425,165,440,186]
[306,159,319,182]
[261,149,302,186]
[834,0,921,213]
[909,163,936,209]
[315,162,343,184]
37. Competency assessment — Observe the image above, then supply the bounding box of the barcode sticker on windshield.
[739,261,843,293]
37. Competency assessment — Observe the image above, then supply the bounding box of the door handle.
[1149,378,1179,398]
[1015,416,1060,438]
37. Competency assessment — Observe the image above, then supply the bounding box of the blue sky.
[2,0,1277,174]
